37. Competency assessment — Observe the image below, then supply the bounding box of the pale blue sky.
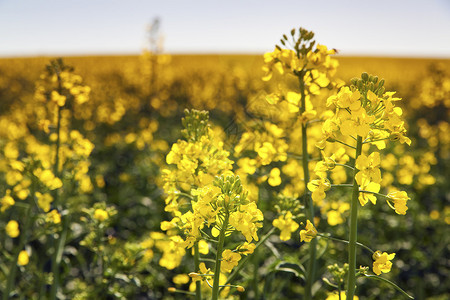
[0,0,449,57]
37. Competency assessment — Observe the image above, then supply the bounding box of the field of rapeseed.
[0,28,449,299]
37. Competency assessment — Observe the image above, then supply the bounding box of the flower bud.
[361,72,369,81]
[236,285,245,292]
[372,250,382,260]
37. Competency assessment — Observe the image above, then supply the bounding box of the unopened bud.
[236,285,245,292]
[361,72,369,81]
[168,287,176,293]
[372,250,382,260]
[188,272,200,279]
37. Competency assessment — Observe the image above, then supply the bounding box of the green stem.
[335,139,356,149]
[347,135,363,298]
[194,242,202,300]
[317,233,374,254]
[363,275,414,299]
[49,71,65,300]
[335,163,355,170]
[211,215,229,300]
[331,184,354,188]
[3,205,33,300]
[299,75,316,300]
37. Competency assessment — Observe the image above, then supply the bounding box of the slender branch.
[347,135,363,298]
[363,138,390,144]
[335,139,356,149]
[359,190,386,198]
[331,184,354,188]
[362,275,414,299]
[335,163,355,170]
[317,233,375,254]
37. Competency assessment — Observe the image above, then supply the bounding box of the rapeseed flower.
[372,251,395,275]
[221,249,241,273]
[300,220,318,242]
[272,211,299,241]
[6,220,20,238]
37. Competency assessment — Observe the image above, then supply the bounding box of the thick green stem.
[299,76,316,300]
[194,242,202,300]
[211,216,229,300]
[346,136,363,298]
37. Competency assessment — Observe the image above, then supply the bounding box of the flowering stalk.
[347,135,362,298]
[300,75,317,300]
[193,242,202,300]
[211,215,229,300]
[50,65,64,300]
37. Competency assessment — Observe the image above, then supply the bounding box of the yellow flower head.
[237,242,256,256]
[386,191,410,215]
[355,152,381,185]
[94,209,109,221]
[300,220,318,242]
[326,291,359,299]
[6,220,20,238]
[272,211,299,241]
[221,249,241,273]
[18,250,30,266]
[372,250,395,275]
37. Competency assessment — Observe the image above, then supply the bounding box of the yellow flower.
[327,86,360,108]
[307,177,331,203]
[51,91,66,106]
[6,220,20,238]
[173,274,190,285]
[272,211,299,241]
[46,210,61,224]
[237,242,256,256]
[326,291,359,299]
[18,250,29,266]
[94,209,109,221]
[300,220,318,242]
[372,251,395,275]
[386,191,410,215]
[35,192,53,212]
[221,249,241,273]
[1,190,15,212]
[355,152,381,185]
[358,181,380,206]
[268,168,282,186]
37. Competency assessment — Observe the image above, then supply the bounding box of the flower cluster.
[311,73,411,214]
